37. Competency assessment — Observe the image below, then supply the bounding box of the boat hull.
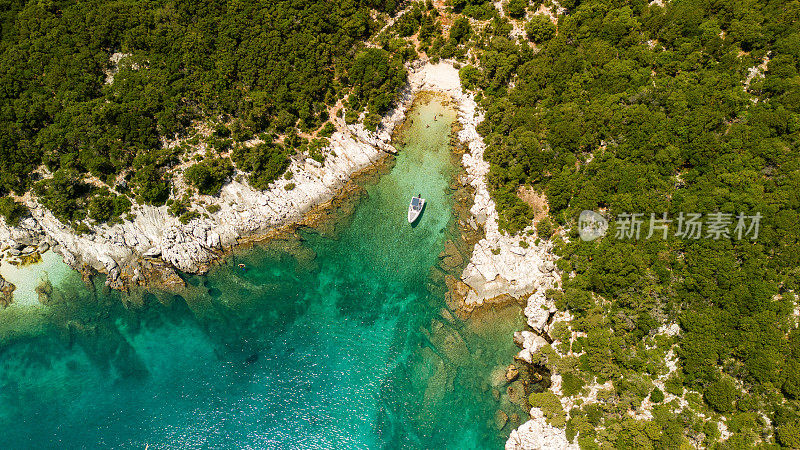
[408,199,425,223]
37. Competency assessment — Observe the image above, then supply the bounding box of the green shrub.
[231,142,290,190]
[364,112,382,132]
[284,183,296,190]
[73,222,92,235]
[650,387,665,403]
[459,65,483,91]
[528,391,567,427]
[782,360,800,399]
[133,165,170,206]
[34,169,90,223]
[319,122,336,137]
[561,372,585,397]
[526,15,556,43]
[184,158,234,196]
[214,124,231,138]
[704,378,738,413]
[179,210,200,224]
[308,138,329,163]
[664,373,684,396]
[536,217,554,238]
[505,0,528,18]
[776,420,800,448]
[461,2,497,20]
[168,195,191,218]
[344,109,360,124]
[349,48,407,118]
[88,190,131,224]
[0,198,28,226]
[450,17,472,43]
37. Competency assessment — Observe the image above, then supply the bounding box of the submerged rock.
[505,364,520,382]
[506,380,527,407]
[438,240,464,272]
[0,274,15,307]
[495,410,509,430]
[35,275,53,305]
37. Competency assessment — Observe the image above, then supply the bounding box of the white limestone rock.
[506,408,578,450]
[514,331,548,364]
[525,291,557,333]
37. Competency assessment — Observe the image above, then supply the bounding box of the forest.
[0,0,406,225]
[453,0,800,447]
[2,0,800,447]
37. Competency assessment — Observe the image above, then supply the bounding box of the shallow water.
[0,250,78,306]
[0,96,524,449]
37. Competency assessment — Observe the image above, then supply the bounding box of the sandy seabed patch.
[0,251,77,306]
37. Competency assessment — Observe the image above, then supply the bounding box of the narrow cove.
[0,95,526,448]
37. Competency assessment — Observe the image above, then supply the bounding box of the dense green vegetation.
[231,141,291,191]
[526,14,557,43]
[0,197,27,226]
[0,0,406,228]
[184,158,233,196]
[457,0,800,446]
[347,48,408,130]
[3,0,799,446]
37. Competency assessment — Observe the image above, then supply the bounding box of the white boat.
[408,195,425,223]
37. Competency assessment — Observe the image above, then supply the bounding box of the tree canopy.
[0,0,406,225]
[456,0,800,446]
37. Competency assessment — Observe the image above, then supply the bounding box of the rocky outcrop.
[505,364,520,383]
[513,330,549,365]
[506,408,578,450]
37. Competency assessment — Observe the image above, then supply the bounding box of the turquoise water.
[0,97,524,449]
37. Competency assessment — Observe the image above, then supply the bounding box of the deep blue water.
[0,98,524,449]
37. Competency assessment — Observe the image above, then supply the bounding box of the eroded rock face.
[524,290,558,334]
[513,331,549,364]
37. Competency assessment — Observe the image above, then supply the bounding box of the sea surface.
[0,96,524,449]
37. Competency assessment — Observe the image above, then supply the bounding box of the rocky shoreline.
[0,59,568,449]
[424,65,571,449]
[393,62,571,449]
[0,61,438,295]
[0,61,477,295]
[0,121,390,289]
